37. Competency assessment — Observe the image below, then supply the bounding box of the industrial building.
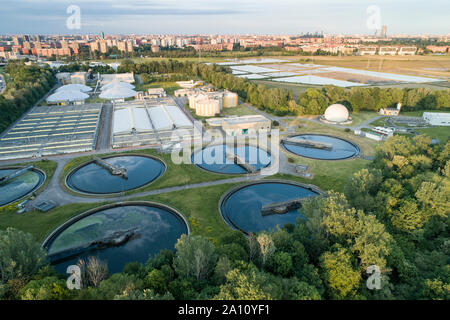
[423,112,450,126]
[206,115,271,136]
[112,101,199,149]
[99,73,135,85]
[0,104,102,160]
[379,103,402,116]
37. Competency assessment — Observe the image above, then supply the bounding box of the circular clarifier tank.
[43,202,189,274]
[0,167,45,207]
[192,144,272,174]
[219,181,321,234]
[66,155,165,194]
[281,134,360,160]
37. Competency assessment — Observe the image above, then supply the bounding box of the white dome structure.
[323,104,350,123]
[99,86,137,100]
[101,80,135,91]
[56,84,92,93]
[46,90,89,103]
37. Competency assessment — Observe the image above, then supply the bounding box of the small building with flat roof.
[207,115,271,136]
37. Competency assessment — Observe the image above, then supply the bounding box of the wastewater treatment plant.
[1,50,449,303]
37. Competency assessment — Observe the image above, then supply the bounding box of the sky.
[0,0,449,35]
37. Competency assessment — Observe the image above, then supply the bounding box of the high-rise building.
[381,25,388,38]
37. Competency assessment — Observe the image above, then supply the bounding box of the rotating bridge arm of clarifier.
[92,156,128,179]
[0,166,34,185]
[261,195,315,216]
[282,137,332,150]
[224,150,257,174]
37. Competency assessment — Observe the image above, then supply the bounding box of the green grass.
[368,117,389,127]
[400,110,450,117]
[61,149,237,197]
[344,111,379,127]
[415,127,450,142]
[221,104,259,117]
[0,202,108,242]
[276,157,369,193]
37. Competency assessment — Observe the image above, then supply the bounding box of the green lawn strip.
[276,154,369,193]
[415,127,450,143]
[134,183,237,243]
[368,117,389,127]
[0,202,106,243]
[221,104,259,117]
[60,149,236,197]
[343,111,379,127]
[400,110,450,117]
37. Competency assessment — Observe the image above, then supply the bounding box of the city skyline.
[1,0,449,35]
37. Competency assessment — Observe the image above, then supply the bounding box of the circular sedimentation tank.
[0,167,45,207]
[42,202,189,274]
[281,134,360,160]
[219,180,321,234]
[192,144,272,174]
[66,155,165,194]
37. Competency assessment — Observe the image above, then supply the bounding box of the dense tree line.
[1,135,448,300]
[57,63,115,74]
[0,62,56,133]
[117,59,450,116]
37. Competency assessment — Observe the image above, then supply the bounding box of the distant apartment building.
[398,47,417,55]
[359,46,377,55]
[379,47,398,55]
[35,47,72,57]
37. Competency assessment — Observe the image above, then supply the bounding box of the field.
[415,127,450,142]
[286,55,450,80]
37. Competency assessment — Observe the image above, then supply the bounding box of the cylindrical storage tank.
[188,95,197,109]
[195,99,220,117]
[223,92,238,108]
[213,93,224,110]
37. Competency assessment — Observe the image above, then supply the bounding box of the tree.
[77,256,108,288]
[0,228,47,284]
[174,235,217,281]
[214,269,272,300]
[267,252,293,277]
[20,276,72,300]
[256,233,275,268]
[352,212,392,270]
[320,246,361,298]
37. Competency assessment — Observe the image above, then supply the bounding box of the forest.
[117,59,450,116]
[0,135,448,300]
[0,62,56,133]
